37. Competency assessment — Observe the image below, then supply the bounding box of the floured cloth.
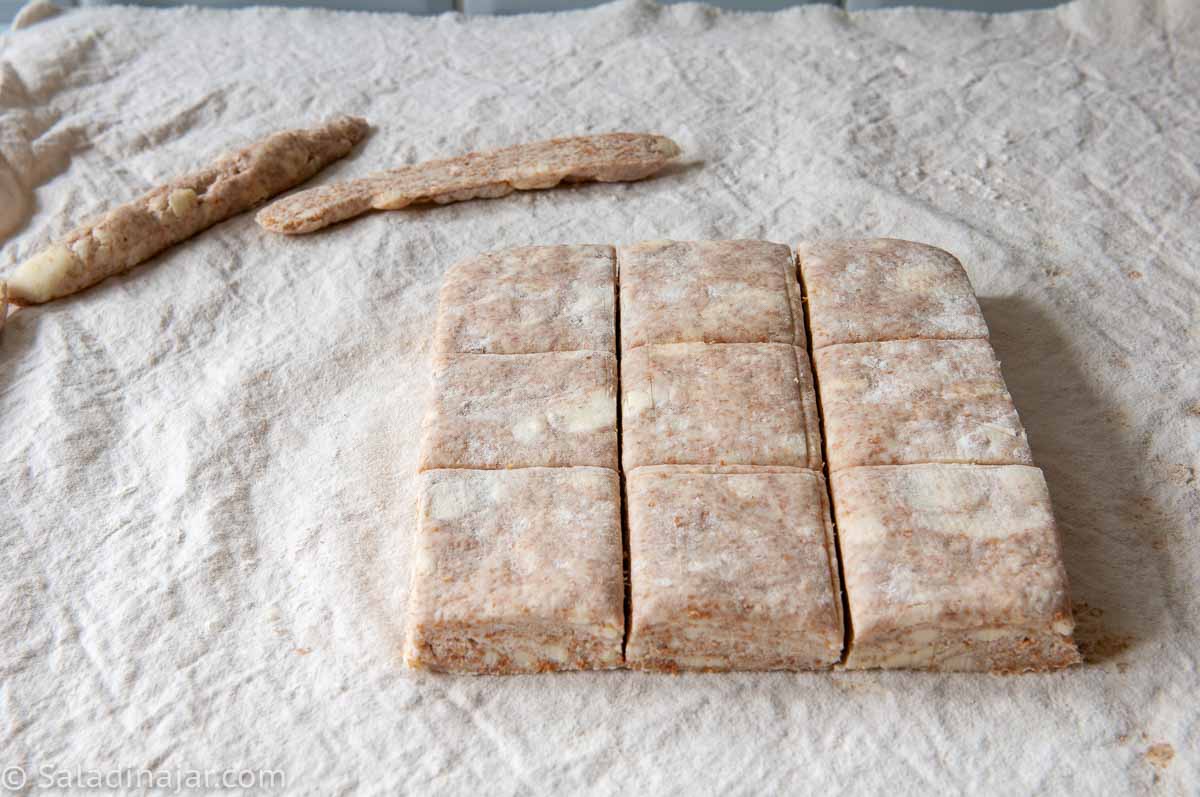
[1,0,1197,792]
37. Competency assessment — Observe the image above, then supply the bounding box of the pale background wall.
[1,0,1069,26]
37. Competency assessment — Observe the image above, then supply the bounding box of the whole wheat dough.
[418,350,619,471]
[814,338,1033,471]
[434,244,616,356]
[404,467,625,674]
[256,132,681,234]
[617,239,805,350]
[4,116,367,305]
[625,465,842,672]
[797,238,989,349]
[831,463,1079,673]
[621,342,823,471]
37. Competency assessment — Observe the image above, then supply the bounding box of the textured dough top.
[406,467,624,634]
[618,239,805,350]
[434,244,616,356]
[627,465,842,648]
[622,343,822,470]
[832,464,1075,640]
[797,238,989,349]
[419,351,618,470]
[815,338,1032,471]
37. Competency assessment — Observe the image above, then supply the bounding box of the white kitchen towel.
[1,0,1197,792]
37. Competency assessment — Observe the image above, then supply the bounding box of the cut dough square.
[618,239,805,350]
[831,464,1079,672]
[814,338,1032,471]
[797,238,989,349]
[403,467,625,673]
[419,351,618,470]
[621,343,822,470]
[433,244,616,356]
[625,465,842,671]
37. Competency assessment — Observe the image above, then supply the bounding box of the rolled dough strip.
[5,115,368,305]
[255,132,681,234]
[832,463,1079,672]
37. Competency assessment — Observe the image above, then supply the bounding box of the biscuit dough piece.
[832,464,1079,672]
[618,239,805,350]
[6,116,368,305]
[404,467,625,674]
[815,338,1032,471]
[419,351,618,470]
[621,343,822,470]
[434,244,616,356]
[257,133,681,234]
[625,465,842,671]
[796,238,989,349]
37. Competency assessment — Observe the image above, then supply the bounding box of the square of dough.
[433,244,616,356]
[621,343,822,470]
[814,338,1032,471]
[618,239,805,350]
[419,351,618,470]
[403,467,625,673]
[625,465,843,671]
[797,238,989,349]
[832,464,1079,672]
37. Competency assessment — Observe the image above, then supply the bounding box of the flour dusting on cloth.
[1,0,1197,791]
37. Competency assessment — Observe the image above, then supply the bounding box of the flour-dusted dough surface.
[815,338,1032,471]
[419,351,618,470]
[404,467,625,674]
[832,464,1079,672]
[621,343,822,470]
[434,244,616,356]
[617,239,805,350]
[626,465,842,672]
[796,238,989,349]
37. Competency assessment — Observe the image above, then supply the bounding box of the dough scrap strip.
[255,132,680,235]
[4,115,368,306]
